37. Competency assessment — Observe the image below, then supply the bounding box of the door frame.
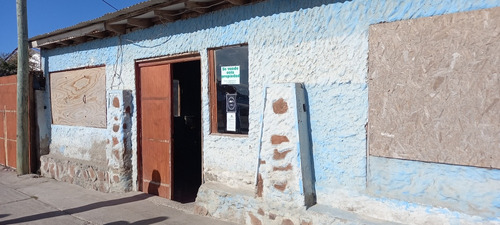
[135,53,202,194]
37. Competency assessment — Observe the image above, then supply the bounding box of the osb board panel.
[368,7,500,169]
[50,67,106,128]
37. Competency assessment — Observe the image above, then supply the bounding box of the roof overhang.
[30,0,263,50]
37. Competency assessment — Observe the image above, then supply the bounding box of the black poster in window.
[214,45,249,134]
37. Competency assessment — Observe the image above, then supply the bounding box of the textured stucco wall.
[49,125,108,162]
[368,156,500,218]
[40,0,500,222]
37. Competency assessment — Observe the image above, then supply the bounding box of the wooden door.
[139,63,173,199]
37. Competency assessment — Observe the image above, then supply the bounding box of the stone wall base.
[195,182,496,225]
[195,182,377,225]
[40,154,121,193]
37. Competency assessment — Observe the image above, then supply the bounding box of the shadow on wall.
[303,86,317,205]
[43,0,353,56]
[148,169,161,196]
[128,0,355,39]
[121,90,135,189]
[39,54,52,158]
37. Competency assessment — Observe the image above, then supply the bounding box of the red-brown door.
[138,63,173,199]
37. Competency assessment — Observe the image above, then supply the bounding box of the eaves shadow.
[43,0,352,56]
[0,193,152,224]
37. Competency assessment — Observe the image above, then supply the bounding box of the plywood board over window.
[368,7,500,169]
[50,66,106,128]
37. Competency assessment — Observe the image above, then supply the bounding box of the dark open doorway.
[171,60,202,203]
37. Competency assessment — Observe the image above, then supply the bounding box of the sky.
[0,0,146,54]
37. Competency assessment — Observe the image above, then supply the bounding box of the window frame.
[208,44,249,135]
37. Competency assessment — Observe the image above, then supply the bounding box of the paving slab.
[0,198,87,225]
[0,166,238,225]
[0,183,31,205]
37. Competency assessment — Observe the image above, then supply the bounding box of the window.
[209,45,249,134]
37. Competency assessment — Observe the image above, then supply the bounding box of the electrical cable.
[102,0,119,11]
[111,36,124,89]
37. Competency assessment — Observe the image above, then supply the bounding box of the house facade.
[31,0,500,224]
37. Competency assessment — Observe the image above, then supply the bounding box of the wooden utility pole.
[16,0,29,175]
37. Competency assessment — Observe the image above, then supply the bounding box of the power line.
[101,0,118,11]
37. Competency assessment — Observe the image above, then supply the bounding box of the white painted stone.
[257,83,314,207]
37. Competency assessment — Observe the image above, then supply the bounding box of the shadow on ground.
[0,193,158,224]
[105,216,169,225]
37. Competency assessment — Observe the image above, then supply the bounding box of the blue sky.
[0,0,145,54]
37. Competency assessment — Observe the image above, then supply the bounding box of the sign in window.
[209,45,249,134]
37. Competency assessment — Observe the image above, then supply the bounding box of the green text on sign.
[221,65,240,85]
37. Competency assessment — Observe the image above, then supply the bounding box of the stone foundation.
[196,181,497,225]
[195,182,391,225]
[40,154,113,192]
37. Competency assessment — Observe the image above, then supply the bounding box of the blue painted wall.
[40,0,500,219]
[369,156,500,218]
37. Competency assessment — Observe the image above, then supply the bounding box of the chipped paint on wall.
[368,156,500,218]
[38,0,500,223]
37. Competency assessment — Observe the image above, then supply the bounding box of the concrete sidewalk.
[0,166,237,225]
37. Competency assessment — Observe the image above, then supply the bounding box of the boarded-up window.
[368,7,500,169]
[50,66,106,128]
